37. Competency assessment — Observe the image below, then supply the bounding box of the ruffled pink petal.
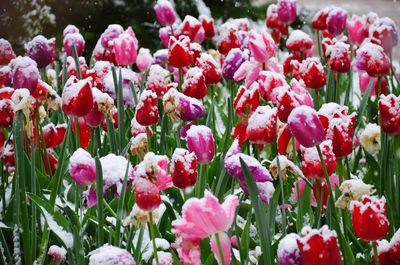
[210,232,232,265]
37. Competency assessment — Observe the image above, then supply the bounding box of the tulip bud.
[113,29,138,66]
[326,41,351,73]
[154,0,177,26]
[100,24,124,49]
[61,76,93,117]
[171,148,197,189]
[217,22,241,55]
[222,48,249,81]
[182,67,208,99]
[286,30,313,52]
[10,56,39,93]
[136,48,152,72]
[163,88,205,122]
[277,0,297,25]
[233,84,260,119]
[369,17,398,56]
[146,64,170,98]
[246,106,278,144]
[168,36,193,68]
[350,196,389,241]
[248,30,277,63]
[312,7,333,31]
[326,7,347,36]
[258,70,286,103]
[346,15,368,46]
[186,125,215,164]
[135,90,159,126]
[195,53,221,85]
[200,15,216,39]
[89,245,136,265]
[277,233,302,265]
[0,87,14,127]
[355,42,390,77]
[301,140,336,179]
[0,38,16,65]
[293,57,326,89]
[42,123,67,149]
[48,245,67,263]
[134,176,161,212]
[288,105,325,148]
[63,32,85,56]
[176,15,205,43]
[69,148,96,186]
[266,4,283,29]
[297,226,343,265]
[71,118,91,149]
[379,94,400,135]
[25,35,56,69]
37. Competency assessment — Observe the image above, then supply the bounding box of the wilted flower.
[335,179,373,208]
[360,123,381,155]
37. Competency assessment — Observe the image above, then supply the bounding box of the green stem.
[148,212,160,265]
[215,233,227,265]
[276,156,287,235]
[373,241,380,265]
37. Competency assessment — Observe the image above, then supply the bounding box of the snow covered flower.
[0,38,16,65]
[335,179,373,208]
[248,30,277,62]
[89,245,136,265]
[186,125,215,164]
[154,0,177,26]
[354,42,390,77]
[171,148,197,189]
[277,0,297,25]
[360,123,381,155]
[135,90,159,126]
[113,28,138,66]
[246,105,277,144]
[379,93,400,135]
[222,48,249,81]
[326,7,347,36]
[63,31,85,57]
[182,67,208,100]
[61,76,93,117]
[277,233,302,265]
[25,35,56,68]
[69,148,96,186]
[286,30,313,52]
[136,48,152,72]
[48,245,67,262]
[163,88,205,123]
[10,56,39,93]
[346,15,368,46]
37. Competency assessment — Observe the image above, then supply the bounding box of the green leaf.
[95,157,104,247]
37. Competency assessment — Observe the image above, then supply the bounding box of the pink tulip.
[369,17,398,56]
[63,25,80,37]
[154,0,177,26]
[248,30,277,62]
[0,38,16,65]
[326,7,347,36]
[174,238,201,265]
[10,56,39,93]
[159,27,172,48]
[210,233,232,265]
[287,105,325,148]
[233,60,261,88]
[113,28,138,66]
[136,48,152,72]
[354,42,390,77]
[346,15,368,46]
[186,125,215,164]
[63,32,85,56]
[277,0,297,25]
[68,148,96,186]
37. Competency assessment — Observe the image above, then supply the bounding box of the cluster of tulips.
[0,0,400,264]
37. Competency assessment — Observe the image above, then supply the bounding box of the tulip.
[258,70,286,103]
[146,64,170,98]
[68,148,96,186]
[233,60,262,88]
[89,245,136,265]
[186,125,214,164]
[217,22,241,55]
[113,30,138,66]
[195,53,221,84]
[48,245,67,263]
[159,27,172,48]
[326,113,356,157]
[312,7,333,31]
[379,94,400,134]
[371,240,393,265]
[369,17,398,56]
[287,105,325,148]
[297,226,343,265]
[84,87,114,127]
[350,196,389,241]
[0,66,10,87]
[248,30,277,62]
[135,90,159,126]
[100,24,124,49]
[232,121,248,147]
[154,0,177,26]
[65,55,92,79]
[199,15,216,39]
[301,140,336,179]
[266,4,283,29]
[390,229,400,263]
[10,56,39,93]
[358,71,387,96]
[163,88,205,122]
[176,15,205,43]
[25,35,56,68]
[246,106,277,144]
[233,84,260,119]
[325,40,351,73]
[277,0,297,25]
[171,148,197,189]
[63,32,85,56]
[182,67,208,99]
[71,118,91,149]
[61,76,93,117]
[293,57,326,89]
[286,30,313,52]
[174,238,201,265]
[0,38,16,65]
[222,48,249,81]
[355,42,390,77]
[277,233,302,265]
[42,123,67,149]
[0,88,14,127]
[172,192,238,265]
[168,36,193,68]
[136,48,152,72]
[346,15,368,46]
[326,7,347,36]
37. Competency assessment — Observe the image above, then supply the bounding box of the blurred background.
[0,0,399,56]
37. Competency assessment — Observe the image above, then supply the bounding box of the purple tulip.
[222,48,249,81]
[63,32,85,56]
[153,49,169,66]
[10,56,39,93]
[154,0,177,26]
[163,88,205,122]
[113,28,138,66]
[277,233,302,265]
[186,125,215,164]
[136,48,152,72]
[326,7,347,36]
[277,0,297,25]
[25,35,56,68]
[69,148,96,186]
[287,105,325,148]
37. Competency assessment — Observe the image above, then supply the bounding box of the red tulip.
[168,36,193,68]
[71,118,91,149]
[301,140,336,179]
[266,4,284,29]
[233,85,260,119]
[257,70,286,103]
[326,112,357,157]
[199,15,216,39]
[61,76,93,117]
[292,57,326,89]
[325,41,351,73]
[176,15,205,43]
[217,22,241,55]
[42,152,58,175]
[297,226,343,265]
[182,67,207,100]
[146,64,170,98]
[286,30,313,52]
[171,148,197,189]
[379,94,400,134]
[246,106,277,144]
[312,7,332,31]
[195,53,221,85]
[0,95,14,128]
[232,121,248,147]
[350,196,389,241]
[134,176,161,211]
[370,240,393,265]
[355,42,390,77]
[42,123,67,149]
[389,228,400,263]
[135,90,159,126]
[0,38,16,65]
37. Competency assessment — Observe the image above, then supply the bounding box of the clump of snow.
[360,123,381,155]
[100,154,133,195]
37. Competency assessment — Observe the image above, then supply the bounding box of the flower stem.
[372,241,379,265]
[276,156,287,235]
[215,233,226,265]
[148,212,160,265]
